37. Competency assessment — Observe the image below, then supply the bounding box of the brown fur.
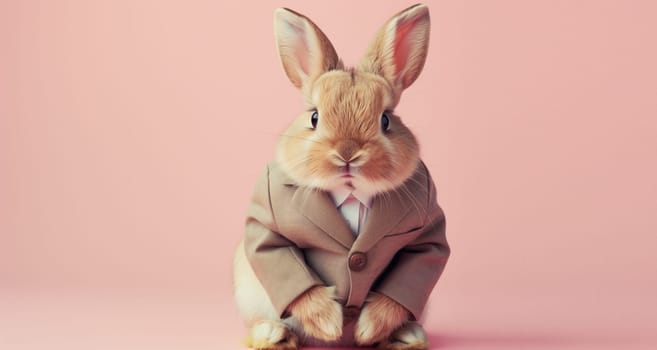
[287,286,343,342]
[243,320,299,350]
[242,4,434,347]
[377,322,429,350]
[276,67,421,196]
[355,292,411,346]
[274,8,343,91]
[359,4,430,99]
[274,4,430,199]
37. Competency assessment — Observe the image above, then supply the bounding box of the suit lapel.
[290,186,355,249]
[273,160,430,252]
[354,166,429,252]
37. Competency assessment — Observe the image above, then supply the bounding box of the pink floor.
[2,286,655,350]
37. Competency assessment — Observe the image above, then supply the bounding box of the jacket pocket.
[384,226,422,238]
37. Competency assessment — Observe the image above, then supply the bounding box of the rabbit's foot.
[377,322,428,350]
[355,292,409,346]
[289,286,343,342]
[244,320,298,350]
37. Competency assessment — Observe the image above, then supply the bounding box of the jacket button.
[349,252,367,271]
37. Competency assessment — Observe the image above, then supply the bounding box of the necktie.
[341,194,360,235]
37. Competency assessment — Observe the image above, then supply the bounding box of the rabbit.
[233,4,450,350]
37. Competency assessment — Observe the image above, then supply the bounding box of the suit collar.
[278,162,429,251]
[277,165,355,248]
[329,187,373,209]
[290,186,355,249]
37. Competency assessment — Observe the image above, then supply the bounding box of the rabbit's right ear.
[359,4,430,100]
[274,8,341,90]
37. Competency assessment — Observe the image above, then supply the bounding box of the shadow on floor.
[427,330,639,349]
[296,329,640,349]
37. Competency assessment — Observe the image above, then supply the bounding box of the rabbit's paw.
[355,293,410,346]
[377,322,428,350]
[288,286,343,342]
[244,320,298,350]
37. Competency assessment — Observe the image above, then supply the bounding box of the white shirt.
[330,187,372,235]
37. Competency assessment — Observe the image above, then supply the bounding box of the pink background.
[1,1,656,349]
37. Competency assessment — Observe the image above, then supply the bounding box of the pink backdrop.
[1,1,656,349]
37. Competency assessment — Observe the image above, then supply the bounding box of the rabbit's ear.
[360,4,430,94]
[274,8,341,90]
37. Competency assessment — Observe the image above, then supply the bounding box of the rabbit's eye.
[381,113,390,132]
[310,111,319,129]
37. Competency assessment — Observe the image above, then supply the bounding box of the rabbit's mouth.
[337,171,362,192]
[332,166,358,189]
[338,165,354,178]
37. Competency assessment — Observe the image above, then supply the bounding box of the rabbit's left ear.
[274,8,341,90]
[360,4,430,95]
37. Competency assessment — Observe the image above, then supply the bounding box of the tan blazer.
[243,161,450,321]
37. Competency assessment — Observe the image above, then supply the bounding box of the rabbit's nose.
[331,139,361,165]
[329,146,367,167]
[338,139,359,160]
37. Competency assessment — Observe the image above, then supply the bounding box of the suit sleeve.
[373,165,450,320]
[242,165,324,317]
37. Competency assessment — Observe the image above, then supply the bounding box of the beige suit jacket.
[243,161,450,321]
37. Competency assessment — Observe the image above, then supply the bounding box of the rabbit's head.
[274,4,430,196]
